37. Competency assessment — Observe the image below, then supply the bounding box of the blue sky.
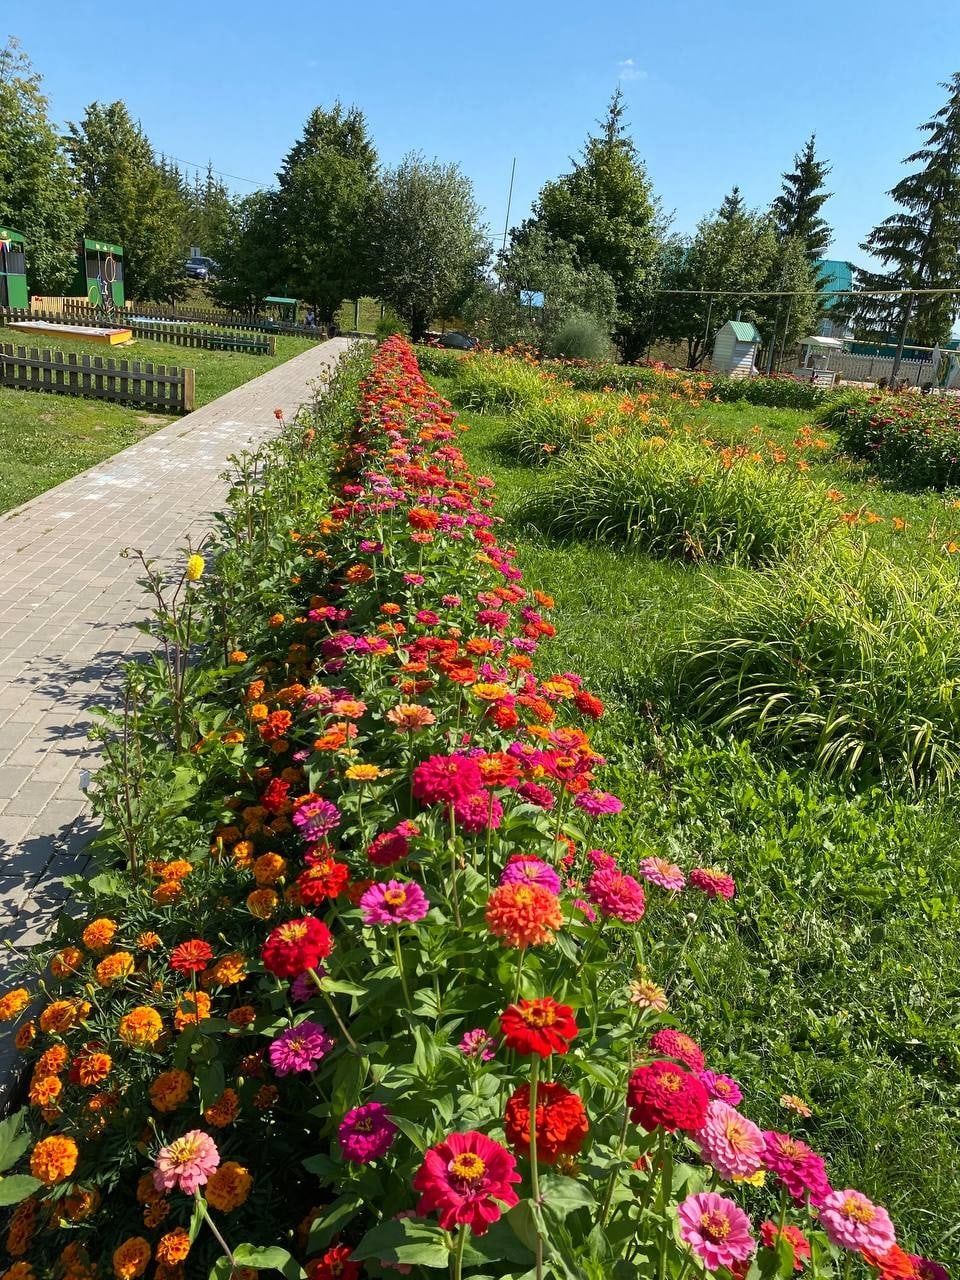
[10,1,957,265]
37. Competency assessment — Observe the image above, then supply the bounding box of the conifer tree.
[772,135,832,260]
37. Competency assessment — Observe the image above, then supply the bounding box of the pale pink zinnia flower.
[639,855,686,892]
[153,1129,220,1194]
[695,1101,765,1180]
[360,879,430,926]
[458,1028,496,1061]
[819,1189,896,1254]
[678,1191,756,1271]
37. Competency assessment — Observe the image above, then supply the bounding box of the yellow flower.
[185,554,204,582]
[344,763,384,782]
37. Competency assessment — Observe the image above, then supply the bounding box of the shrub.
[709,373,832,410]
[544,309,612,361]
[517,433,830,564]
[825,390,960,489]
[375,304,409,340]
[503,387,680,464]
[414,344,470,379]
[675,546,960,793]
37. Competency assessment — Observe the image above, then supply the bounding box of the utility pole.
[501,157,517,256]
[890,292,914,384]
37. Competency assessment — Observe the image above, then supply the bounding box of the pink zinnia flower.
[338,1102,397,1164]
[639,856,686,892]
[290,968,325,1002]
[360,880,430,926]
[649,1028,706,1072]
[153,1129,220,1195]
[367,820,420,867]
[678,1192,755,1271]
[574,790,623,817]
[268,1020,334,1076]
[413,1131,521,1236]
[500,856,562,896]
[458,1028,496,1061]
[762,1131,831,1205]
[819,1189,896,1254]
[412,754,483,807]
[699,1070,744,1106]
[695,1101,765,1180]
[452,791,503,833]
[689,866,736,900]
[516,781,555,810]
[292,796,342,843]
[587,866,645,923]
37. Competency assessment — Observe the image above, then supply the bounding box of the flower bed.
[822,391,960,490]
[0,339,948,1280]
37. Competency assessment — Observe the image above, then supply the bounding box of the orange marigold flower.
[95,951,135,987]
[155,1229,191,1267]
[163,859,194,881]
[112,1236,151,1280]
[152,881,183,906]
[0,988,30,1021]
[253,1084,278,1110]
[30,1135,78,1184]
[118,1006,163,1047]
[246,888,279,919]
[39,999,89,1035]
[149,1069,193,1113]
[28,1075,62,1107]
[226,1005,256,1028]
[50,948,84,978]
[267,612,285,628]
[35,1044,68,1075]
[173,990,210,1030]
[143,1200,170,1229]
[221,729,246,745]
[485,882,563,949]
[1,1263,36,1280]
[81,918,117,953]
[203,1087,240,1128]
[204,1161,253,1212]
[253,853,287,886]
[71,1049,112,1087]
[136,1173,162,1205]
[205,952,248,987]
[14,1022,36,1051]
[137,932,162,951]
[228,650,248,664]
[61,1186,100,1223]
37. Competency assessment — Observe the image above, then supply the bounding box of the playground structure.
[0,228,28,310]
[72,238,125,311]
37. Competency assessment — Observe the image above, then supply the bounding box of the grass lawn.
[437,372,960,1261]
[0,334,316,513]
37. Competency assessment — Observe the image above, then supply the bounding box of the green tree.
[275,104,378,322]
[366,153,489,340]
[512,90,662,357]
[67,101,186,301]
[0,39,82,293]
[772,134,833,260]
[851,73,960,346]
[210,192,283,313]
[718,186,746,222]
[182,164,233,256]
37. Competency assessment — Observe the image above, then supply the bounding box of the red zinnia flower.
[627,1060,709,1133]
[261,917,333,978]
[306,1244,361,1279]
[295,859,350,905]
[169,940,214,974]
[504,1082,589,1164]
[413,1130,521,1236]
[761,1221,811,1271]
[499,997,578,1057]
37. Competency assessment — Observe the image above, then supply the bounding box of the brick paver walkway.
[0,337,353,1092]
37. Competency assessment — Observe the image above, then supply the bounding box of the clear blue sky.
[10,0,957,266]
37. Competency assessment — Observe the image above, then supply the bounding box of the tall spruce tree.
[718,186,746,222]
[853,73,960,346]
[772,135,832,260]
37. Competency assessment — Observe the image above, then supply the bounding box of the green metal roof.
[0,227,25,243]
[265,296,297,305]
[726,320,761,343]
[83,238,123,255]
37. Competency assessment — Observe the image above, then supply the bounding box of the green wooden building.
[73,238,125,307]
[0,227,28,309]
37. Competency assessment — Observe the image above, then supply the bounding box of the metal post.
[776,301,792,372]
[765,300,781,374]
[890,293,914,384]
[501,157,517,256]
[700,296,714,367]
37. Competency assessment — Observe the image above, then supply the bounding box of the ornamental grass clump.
[0,339,948,1279]
[518,433,831,565]
[676,546,960,793]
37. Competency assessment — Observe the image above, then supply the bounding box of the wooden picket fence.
[0,308,276,355]
[0,343,194,413]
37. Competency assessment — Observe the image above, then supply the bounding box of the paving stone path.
[0,336,353,1092]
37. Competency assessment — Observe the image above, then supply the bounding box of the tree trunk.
[409,310,427,342]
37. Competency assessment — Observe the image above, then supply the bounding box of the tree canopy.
[772,135,833,260]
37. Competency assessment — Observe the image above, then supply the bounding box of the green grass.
[438,373,960,1262]
[0,334,316,512]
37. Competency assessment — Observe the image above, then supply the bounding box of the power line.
[651,285,960,298]
[161,155,270,188]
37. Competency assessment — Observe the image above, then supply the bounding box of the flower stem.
[451,1224,467,1280]
[308,967,360,1052]
[598,1100,631,1227]
[512,948,525,1006]
[394,929,413,1010]
[197,1192,235,1264]
[448,805,462,928]
[529,1055,544,1280]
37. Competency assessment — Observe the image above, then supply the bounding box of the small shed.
[73,238,125,308]
[0,227,28,309]
[711,319,761,378]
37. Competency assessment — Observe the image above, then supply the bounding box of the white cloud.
[617,58,646,82]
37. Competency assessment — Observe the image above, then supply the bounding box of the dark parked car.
[185,256,218,281]
[436,330,477,350]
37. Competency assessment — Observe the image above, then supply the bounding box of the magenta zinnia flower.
[678,1192,756,1271]
[819,1189,896,1254]
[586,866,645,922]
[412,753,483,807]
[338,1102,397,1164]
[413,1130,521,1236]
[689,865,736,900]
[452,791,503,833]
[639,855,686,892]
[153,1129,220,1194]
[695,1101,765,1180]
[649,1028,706,1072]
[268,1020,334,1076]
[761,1131,831,1205]
[499,856,562,896]
[292,796,342,843]
[360,879,430,926]
[517,781,555,810]
[699,1070,744,1106]
[574,789,623,817]
[458,1028,496,1061]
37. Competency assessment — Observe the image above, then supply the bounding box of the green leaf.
[390,1113,428,1152]
[196,1060,226,1111]
[188,1195,206,1244]
[0,1111,32,1172]
[350,1218,450,1268]
[209,1258,233,1280]
[233,1244,305,1277]
[0,1175,41,1206]
[306,1193,363,1251]
[539,1169,597,1221]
